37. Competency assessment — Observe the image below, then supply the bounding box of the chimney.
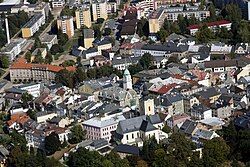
[5,17,10,44]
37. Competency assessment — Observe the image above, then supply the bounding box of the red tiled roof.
[10,58,76,73]
[187,20,231,30]
[7,113,30,126]
[157,83,177,94]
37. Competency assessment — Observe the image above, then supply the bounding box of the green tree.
[33,49,44,63]
[27,0,37,4]
[103,28,112,36]
[45,51,53,64]
[199,0,206,10]
[55,69,75,88]
[139,53,154,69]
[137,18,149,37]
[69,125,86,144]
[128,64,143,75]
[21,92,33,108]
[195,24,215,43]
[202,138,230,167]
[222,4,242,23]
[0,55,9,68]
[177,15,188,34]
[74,67,87,84]
[25,51,32,62]
[93,24,102,39]
[44,132,61,155]
[50,44,64,55]
[162,125,171,133]
[96,18,105,24]
[237,21,250,43]
[57,29,69,45]
[0,28,7,48]
[157,28,168,43]
[208,3,217,21]
[27,109,37,120]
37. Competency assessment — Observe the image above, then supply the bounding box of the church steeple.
[123,68,132,90]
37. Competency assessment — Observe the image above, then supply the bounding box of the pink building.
[166,113,190,128]
[83,115,125,141]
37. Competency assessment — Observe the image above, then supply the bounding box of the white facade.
[52,0,65,8]
[36,112,58,123]
[123,69,132,90]
[18,83,41,98]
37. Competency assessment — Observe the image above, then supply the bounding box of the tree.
[177,15,188,34]
[62,60,75,67]
[44,132,61,155]
[103,28,112,36]
[57,30,69,45]
[27,109,37,120]
[50,44,64,55]
[222,4,242,23]
[55,69,75,88]
[136,160,148,167]
[208,3,217,21]
[0,55,9,68]
[93,25,102,39]
[237,21,250,43]
[21,93,33,108]
[195,24,215,43]
[45,51,53,64]
[25,51,32,62]
[202,138,230,167]
[139,53,154,69]
[74,67,87,84]
[128,64,143,75]
[69,125,86,144]
[0,28,7,48]
[33,50,44,63]
[137,18,149,37]
[27,0,37,4]
[162,125,171,133]
[157,28,168,43]
[199,0,206,10]
[97,18,105,24]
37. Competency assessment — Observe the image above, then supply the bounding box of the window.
[126,135,128,140]
[132,134,134,139]
[148,106,151,111]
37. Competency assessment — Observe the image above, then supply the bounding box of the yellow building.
[57,16,74,38]
[149,18,160,34]
[91,0,108,21]
[22,14,45,38]
[83,29,94,49]
[75,6,92,29]
[148,8,165,34]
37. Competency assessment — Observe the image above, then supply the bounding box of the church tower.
[123,68,132,90]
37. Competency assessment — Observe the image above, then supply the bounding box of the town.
[0,0,249,166]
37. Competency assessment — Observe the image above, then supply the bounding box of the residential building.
[149,8,165,33]
[57,16,74,38]
[96,38,112,55]
[21,14,46,38]
[83,115,125,141]
[113,115,167,146]
[91,0,108,21]
[166,10,210,22]
[75,6,92,29]
[0,145,9,167]
[0,38,26,61]
[107,1,117,14]
[40,33,58,50]
[9,58,76,83]
[83,29,94,49]
[17,83,42,98]
[188,20,232,35]
[36,111,58,123]
[191,104,212,120]
[52,0,65,8]
[167,113,190,128]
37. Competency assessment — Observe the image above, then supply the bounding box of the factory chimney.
[5,17,10,44]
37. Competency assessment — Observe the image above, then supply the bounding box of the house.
[196,87,221,103]
[190,104,212,120]
[31,48,47,61]
[211,100,232,119]
[191,53,210,64]
[234,112,250,130]
[234,43,249,55]
[7,113,30,131]
[40,33,58,50]
[114,144,140,158]
[199,117,225,130]
[83,29,94,49]
[95,38,112,55]
[120,19,138,39]
[36,111,58,123]
[179,119,202,136]
[85,139,111,154]
[17,83,42,98]
[113,115,167,147]
[210,43,232,55]
[83,115,125,141]
[193,129,219,140]
[187,20,232,35]
[167,113,190,129]
[52,0,65,8]
[158,94,189,115]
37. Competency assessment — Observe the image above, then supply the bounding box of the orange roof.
[10,58,76,73]
[157,83,177,94]
[7,113,30,126]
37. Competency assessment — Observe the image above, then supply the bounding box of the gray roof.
[191,104,210,113]
[148,114,162,124]
[180,119,197,135]
[140,120,157,132]
[116,115,146,134]
[197,87,220,99]
[114,144,139,155]
[159,94,183,107]
[23,14,43,28]
[141,42,188,53]
[83,29,94,39]
[112,56,140,66]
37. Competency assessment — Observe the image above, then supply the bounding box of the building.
[57,16,74,38]
[52,0,65,8]
[123,68,133,90]
[83,115,125,141]
[188,20,232,35]
[166,10,210,22]
[39,33,58,50]
[9,58,76,83]
[0,38,26,61]
[21,14,45,38]
[91,0,108,21]
[17,83,42,98]
[83,29,94,49]
[75,6,92,29]
[107,1,117,14]
[190,104,212,120]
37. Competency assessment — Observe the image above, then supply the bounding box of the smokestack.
[5,17,10,44]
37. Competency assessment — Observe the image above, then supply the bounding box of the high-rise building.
[91,0,108,22]
[57,16,74,38]
[123,68,132,90]
[75,6,92,29]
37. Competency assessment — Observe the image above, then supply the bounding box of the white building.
[17,83,41,98]
[0,38,26,61]
[83,115,125,142]
[40,33,58,50]
[52,0,65,8]
[191,104,212,120]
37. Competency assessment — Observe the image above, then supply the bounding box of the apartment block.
[166,10,210,22]
[57,16,74,38]
[149,8,165,33]
[83,29,94,49]
[91,0,108,22]
[75,6,92,29]
[40,33,58,50]
[52,0,65,8]
[9,58,76,83]
[0,38,27,61]
[21,14,46,38]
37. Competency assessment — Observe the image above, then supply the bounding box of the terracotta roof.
[157,83,177,94]
[187,20,231,30]
[56,88,65,96]
[7,113,30,126]
[10,58,76,72]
